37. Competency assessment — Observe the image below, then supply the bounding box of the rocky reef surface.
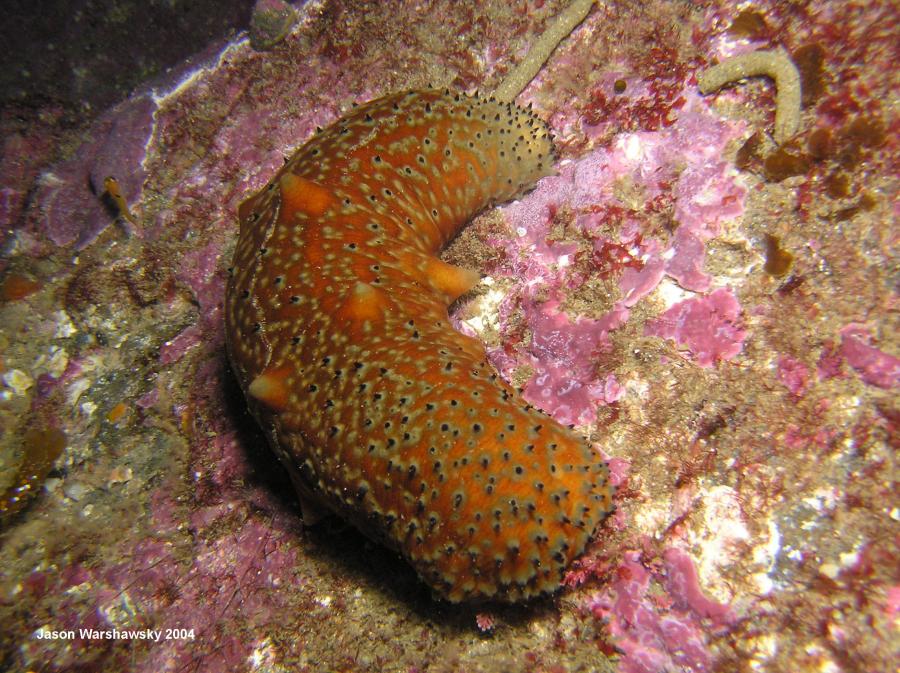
[0,1,896,671]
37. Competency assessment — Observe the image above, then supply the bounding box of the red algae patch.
[839,325,900,390]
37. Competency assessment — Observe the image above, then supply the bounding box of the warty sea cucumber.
[225,5,613,603]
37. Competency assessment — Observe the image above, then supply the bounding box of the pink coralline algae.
[664,227,713,293]
[160,242,228,365]
[816,339,845,381]
[27,94,156,248]
[839,324,900,389]
[503,94,746,248]
[587,549,734,673]
[19,506,304,673]
[776,354,810,396]
[644,288,747,368]
[515,299,624,426]
[886,586,900,619]
[0,124,56,236]
[159,325,204,366]
[17,35,288,251]
[483,93,747,422]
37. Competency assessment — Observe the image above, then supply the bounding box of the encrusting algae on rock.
[0,428,66,519]
[225,2,613,603]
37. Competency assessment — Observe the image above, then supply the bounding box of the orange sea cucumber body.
[225,89,613,602]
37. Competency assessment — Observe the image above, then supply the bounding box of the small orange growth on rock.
[807,128,833,161]
[824,171,850,199]
[1,427,67,517]
[180,407,193,434]
[840,115,886,150]
[763,234,794,276]
[736,132,762,170]
[793,43,826,106]
[1,273,41,302]
[834,192,877,222]
[764,146,812,182]
[106,402,128,423]
[728,9,768,40]
[835,114,887,169]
